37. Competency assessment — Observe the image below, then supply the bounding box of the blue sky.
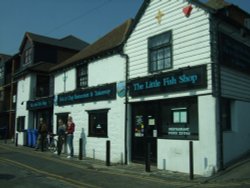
[0,0,249,55]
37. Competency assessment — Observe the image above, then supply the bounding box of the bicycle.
[46,133,58,153]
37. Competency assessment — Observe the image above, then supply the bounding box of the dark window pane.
[148,31,172,72]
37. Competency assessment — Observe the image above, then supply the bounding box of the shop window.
[88,109,109,137]
[17,116,25,132]
[161,98,198,140]
[77,64,88,88]
[221,98,232,131]
[148,31,172,73]
[172,108,188,124]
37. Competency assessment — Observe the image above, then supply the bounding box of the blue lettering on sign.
[30,101,47,107]
[94,89,111,96]
[163,76,177,86]
[145,80,161,89]
[74,93,90,100]
[133,83,144,91]
[179,74,198,84]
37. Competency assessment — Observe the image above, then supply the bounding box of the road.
[0,143,190,188]
[1,142,250,188]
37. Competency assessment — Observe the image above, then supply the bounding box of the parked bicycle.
[46,133,58,153]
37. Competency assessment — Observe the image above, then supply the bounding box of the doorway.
[131,102,159,164]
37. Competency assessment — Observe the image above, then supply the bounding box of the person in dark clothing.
[36,118,48,152]
[57,118,66,155]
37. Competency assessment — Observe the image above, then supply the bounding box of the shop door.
[132,103,158,164]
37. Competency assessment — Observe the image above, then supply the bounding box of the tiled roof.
[0,54,11,62]
[51,19,133,72]
[21,32,89,51]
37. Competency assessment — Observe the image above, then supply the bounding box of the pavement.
[1,139,250,186]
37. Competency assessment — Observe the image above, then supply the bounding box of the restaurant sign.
[57,83,116,106]
[129,65,207,97]
[27,97,54,110]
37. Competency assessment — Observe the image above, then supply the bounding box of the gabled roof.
[51,19,133,72]
[19,32,89,52]
[127,0,249,45]
[0,54,11,62]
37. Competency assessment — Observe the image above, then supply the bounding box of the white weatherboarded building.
[124,0,250,176]
[51,20,132,163]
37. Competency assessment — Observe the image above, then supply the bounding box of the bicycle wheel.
[49,139,57,153]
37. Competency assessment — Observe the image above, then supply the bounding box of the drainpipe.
[210,15,224,170]
[120,52,129,165]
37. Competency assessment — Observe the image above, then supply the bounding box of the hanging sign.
[129,65,207,97]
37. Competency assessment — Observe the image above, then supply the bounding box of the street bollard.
[106,140,110,166]
[79,138,83,160]
[189,141,194,180]
[15,133,18,147]
[145,141,151,172]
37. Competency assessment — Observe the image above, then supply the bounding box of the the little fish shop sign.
[128,65,207,97]
[57,83,116,106]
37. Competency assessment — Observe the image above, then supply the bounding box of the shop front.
[26,97,54,132]
[128,65,207,166]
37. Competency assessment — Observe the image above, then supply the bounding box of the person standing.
[57,118,66,155]
[37,118,47,152]
[66,116,75,158]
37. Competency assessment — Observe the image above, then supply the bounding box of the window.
[221,98,231,131]
[161,97,198,140]
[88,109,109,137]
[17,116,25,132]
[77,64,88,88]
[172,108,188,124]
[24,48,32,65]
[148,31,172,73]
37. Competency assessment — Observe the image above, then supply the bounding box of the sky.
[0,0,249,55]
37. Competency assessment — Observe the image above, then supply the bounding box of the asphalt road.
[1,142,250,188]
[0,143,188,188]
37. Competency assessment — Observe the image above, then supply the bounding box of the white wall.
[158,95,218,176]
[224,100,250,164]
[16,74,34,129]
[54,69,76,94]
[89,55,125,86]
[125,0,211,79]
[54,55,126,163]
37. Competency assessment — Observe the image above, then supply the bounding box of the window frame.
[87,109,109,138]
[148,31,172,73]
[76,64,88,89]
[171,107,188,124]
[17,116,25,132]
[24,48,32,65]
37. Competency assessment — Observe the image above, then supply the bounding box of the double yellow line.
[0,157,100,188]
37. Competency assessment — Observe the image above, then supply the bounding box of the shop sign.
[27,97,54,110]
[57,83,116,106]
[168,127,191,136]
[129,65,207,97]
